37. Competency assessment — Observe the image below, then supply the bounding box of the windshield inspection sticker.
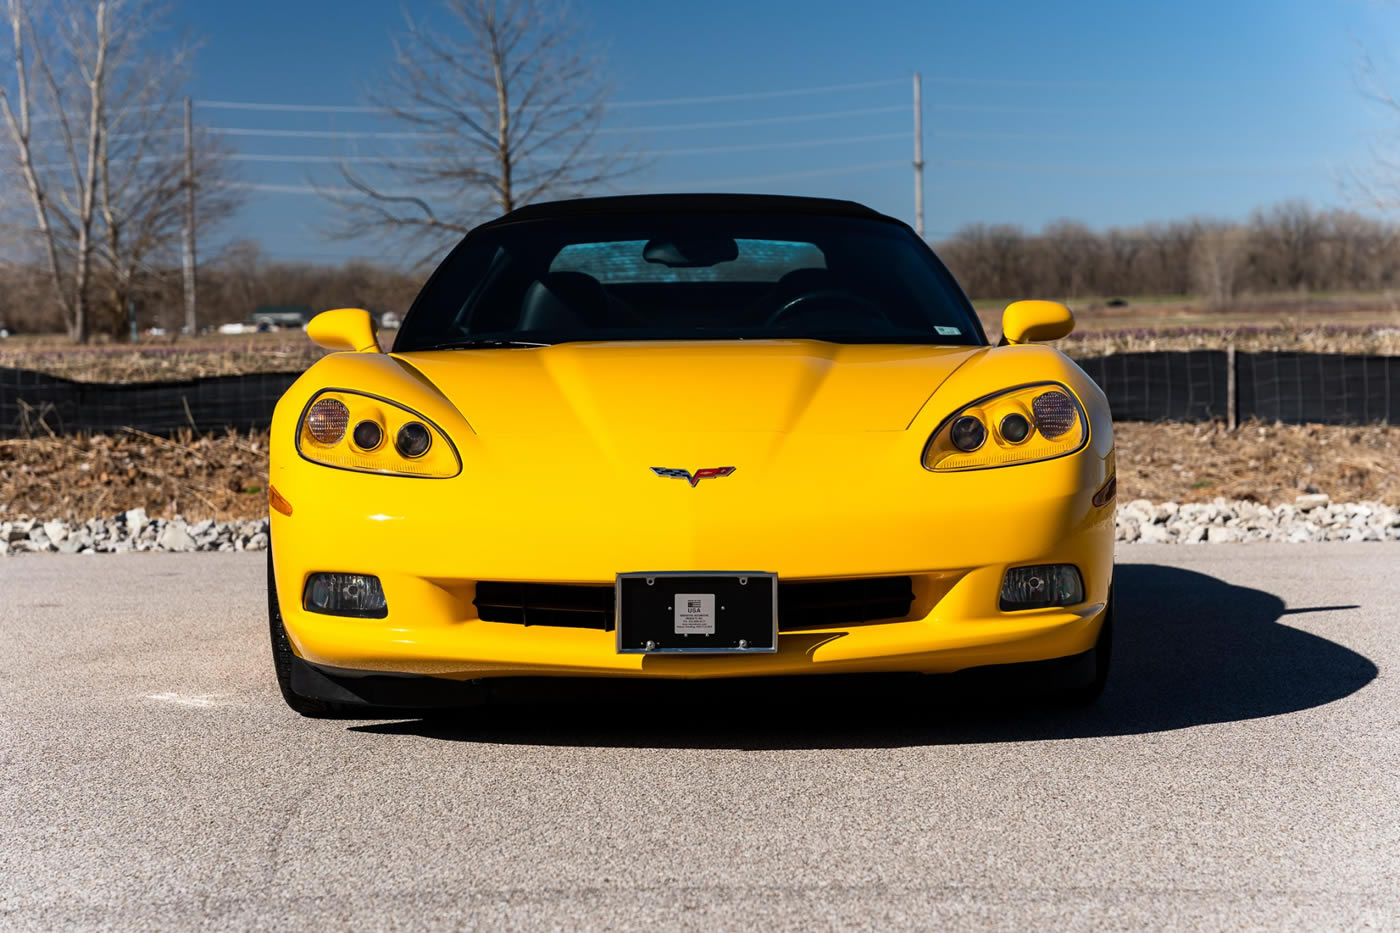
[674,593,716,634]
[935,325,962,336]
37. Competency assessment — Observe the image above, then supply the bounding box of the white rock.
[156,522,195,552]
[1295,493,1330,512]
[1139,523,1172,544]
[41,520,67,544]
[1207,526,1240,543]
[124,507,149,537]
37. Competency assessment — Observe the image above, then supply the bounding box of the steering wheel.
[765,288,892,329]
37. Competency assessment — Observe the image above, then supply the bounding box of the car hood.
[393,340,984,435]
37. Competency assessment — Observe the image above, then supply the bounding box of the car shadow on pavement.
[350,562,1378,750]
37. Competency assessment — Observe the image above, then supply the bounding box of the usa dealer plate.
[615,572,778,654]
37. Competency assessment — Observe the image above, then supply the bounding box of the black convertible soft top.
[482,193,897,227]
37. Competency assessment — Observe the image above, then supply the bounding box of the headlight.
[297,389,461,478]
[923,382,1087,472]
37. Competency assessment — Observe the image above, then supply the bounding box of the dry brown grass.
[1114,421,1400,505]
[2,293,1399,384]
[0,333,327,382]
[2,421,1397,523]
[0,429,270,522]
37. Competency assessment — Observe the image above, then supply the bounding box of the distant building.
[250,305,315,330]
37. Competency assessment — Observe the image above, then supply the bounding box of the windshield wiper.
[422,338,554,350]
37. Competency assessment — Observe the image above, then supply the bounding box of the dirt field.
[0,333,332,382]
[2,421,1396,523]
[2,292,1399,383]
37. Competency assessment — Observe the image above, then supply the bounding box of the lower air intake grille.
[776,576,915,630]
[474,581,615,629]
[473,576,915,632]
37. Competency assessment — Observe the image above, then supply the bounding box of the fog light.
[1000,564,1084,611]
[303,572,387,618]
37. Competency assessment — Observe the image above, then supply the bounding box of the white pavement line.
[144,693,227,707]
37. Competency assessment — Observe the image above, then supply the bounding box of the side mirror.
[1000,300,1074,345]
[306,308,381,353]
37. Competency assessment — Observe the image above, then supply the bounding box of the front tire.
[1061,590,1113,705]
[267,550,363,718]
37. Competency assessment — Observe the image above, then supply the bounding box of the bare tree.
[1248,201,1323,293]
[1040,219,1101,298]
[1101,228,1143,296]
[1190,225,1247,308]
[1,0,102,341]
[1349,48,1400,213]
[327,0,637,264]
[0,0,238,341]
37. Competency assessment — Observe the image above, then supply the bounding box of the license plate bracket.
[615,572,777,654]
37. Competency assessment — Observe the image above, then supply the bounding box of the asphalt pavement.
[2,545,1397,931]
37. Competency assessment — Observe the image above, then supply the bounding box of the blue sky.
[175,0,1400,264]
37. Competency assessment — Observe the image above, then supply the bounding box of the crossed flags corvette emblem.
[650,466,736,487]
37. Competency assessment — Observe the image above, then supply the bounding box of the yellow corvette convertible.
[267,194,1115,716]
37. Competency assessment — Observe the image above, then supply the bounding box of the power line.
[231,181,355,195]
[204,104,910,141]
[593,105,908,135]
[928,103,1085,115]
[603,79,905,109]
[231,160,908,197]
[192,71,1322,114]
[624,132,910,156]
[211,127,439,140]
[623,160,907,189]
[223,131,912,165]
[191,78,906,114]
[930,158,1327,176]
[922,73,1340,90]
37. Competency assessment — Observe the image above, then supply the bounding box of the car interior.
[456,240,921,338]
[396,217,984,348]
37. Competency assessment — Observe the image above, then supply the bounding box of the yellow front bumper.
[270,440,1114,681]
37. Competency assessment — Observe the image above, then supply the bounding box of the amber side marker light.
[1092,475,1117,508]
[269,485,294,517]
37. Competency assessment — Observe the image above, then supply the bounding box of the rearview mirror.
[642,235,739,268]
[306,308,381,353]
[1000,300,1074,345]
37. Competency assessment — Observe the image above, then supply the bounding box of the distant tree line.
[0,240,420,335]
[935,200,1400,305]
[5,199,1400,336]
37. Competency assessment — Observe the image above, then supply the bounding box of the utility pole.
[182,96,197,336]
[912,71,925,240]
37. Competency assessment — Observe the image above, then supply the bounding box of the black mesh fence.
[2,352,1399,438]
[0,368,298,438]
[1073,351,1229,421]
[1236,352,1400,425]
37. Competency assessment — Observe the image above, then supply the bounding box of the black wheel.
[267,549,362,718]
[1061,589,1113,706]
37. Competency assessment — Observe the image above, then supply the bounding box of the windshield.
[394,212,985,351]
